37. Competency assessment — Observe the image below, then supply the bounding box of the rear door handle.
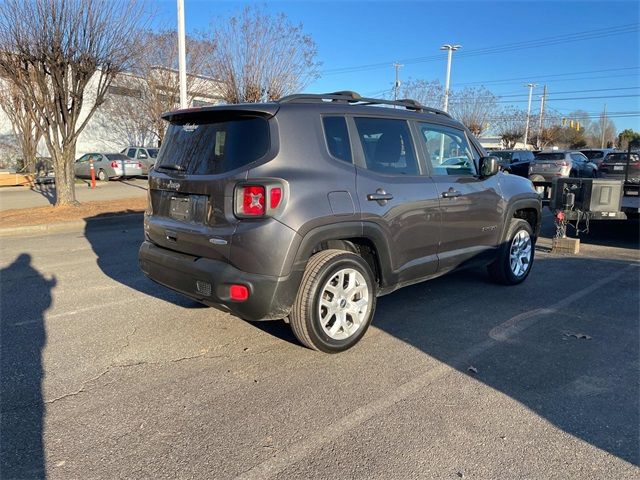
[442,189,462,199]
[367,188,393,205]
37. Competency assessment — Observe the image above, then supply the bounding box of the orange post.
[89,157,96,189]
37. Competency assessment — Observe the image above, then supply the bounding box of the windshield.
[156,117,270,174]
[535,153,565,161]
[147,148,159,158]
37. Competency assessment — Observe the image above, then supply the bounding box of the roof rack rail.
[277,91,452,118]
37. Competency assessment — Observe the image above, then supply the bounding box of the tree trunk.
[52,145,78,206]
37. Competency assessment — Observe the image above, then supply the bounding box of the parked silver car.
[121,146,159,175]
[529,150,597,181]
[74,153,143,181]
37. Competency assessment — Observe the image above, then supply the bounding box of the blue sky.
[155,0,640,132]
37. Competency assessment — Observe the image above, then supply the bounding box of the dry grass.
[0,197,146,228]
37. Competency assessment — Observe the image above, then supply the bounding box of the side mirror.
[479,156,499,177]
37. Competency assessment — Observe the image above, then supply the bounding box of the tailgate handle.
[165,230,178,242]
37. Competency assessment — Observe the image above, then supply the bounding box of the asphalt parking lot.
[1,215,638,479]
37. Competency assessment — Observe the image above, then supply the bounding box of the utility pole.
[600,103,607,148]
[537,85,547,149]
[393,62,404,102]
[523,83,536,149]
[440,44,461,112]
[177,0,188,109]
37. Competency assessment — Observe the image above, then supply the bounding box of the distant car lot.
[0,214,638,478]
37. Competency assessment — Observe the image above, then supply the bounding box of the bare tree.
[0,0,146,206]
[105,30,217,145]
[0,80,43,172]
[492,107,527,149]
[587,112,616,148]
[399,79,443,108]
[207,5,321,103]
[448,86,496,136]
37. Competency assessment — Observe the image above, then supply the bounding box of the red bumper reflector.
[230,284,249,301]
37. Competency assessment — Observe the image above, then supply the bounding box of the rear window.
[605,153,640,163]
[535,153,565,161]
[156,117,270,174]
[581,150,604,159]
[106,154,130,160]
[492,151,513,161]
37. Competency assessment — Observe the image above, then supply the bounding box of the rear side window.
[156,117,270,174]
[322,116,352,163]
[127,148,136,157]
[354,118,418,175]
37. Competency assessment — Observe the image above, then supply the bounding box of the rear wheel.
[488,219,535,285]
[97,169,107,181]
[289,249,376,353]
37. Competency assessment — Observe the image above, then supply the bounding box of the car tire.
[487,219,535,285]
[289,249,377,353]
[97,169,107,181]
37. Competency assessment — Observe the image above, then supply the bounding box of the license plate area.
[613,165,624,171]
[169,193,208,223]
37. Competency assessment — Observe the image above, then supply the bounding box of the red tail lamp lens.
[110,161,119,168]
[230,284,249,301]
[242,186,265,216]
[270,187,282,209]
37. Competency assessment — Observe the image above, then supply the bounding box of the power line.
[320,23,639,75]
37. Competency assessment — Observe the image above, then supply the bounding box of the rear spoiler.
[161,103,280,123]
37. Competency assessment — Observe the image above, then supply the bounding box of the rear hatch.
[600,152,640,182]
[146,106,278,260]
[531,152,568,174]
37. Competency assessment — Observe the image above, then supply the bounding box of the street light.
[177,0,188,109]
[523,83,537,149]
[440,44,461,113]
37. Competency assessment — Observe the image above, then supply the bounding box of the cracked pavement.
[0,216,638,479]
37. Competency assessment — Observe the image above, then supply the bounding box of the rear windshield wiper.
[158,164,185,171]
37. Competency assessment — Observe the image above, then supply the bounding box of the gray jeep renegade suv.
[139,91,541,353]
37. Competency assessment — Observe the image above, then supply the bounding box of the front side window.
[417,123,477,176]
[354,117,418,175]
[322,116,352,163]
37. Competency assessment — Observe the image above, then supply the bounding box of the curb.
[0,212,144,238]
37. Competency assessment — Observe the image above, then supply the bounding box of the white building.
[0,67,223,167]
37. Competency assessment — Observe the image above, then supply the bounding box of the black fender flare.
[291,221,395,288]
[500,197,542,242]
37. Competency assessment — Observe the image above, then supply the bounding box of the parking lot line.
[236,262,638,480]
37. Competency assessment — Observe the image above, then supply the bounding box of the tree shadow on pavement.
[29,183,56,205]
[1,253,56,479]
[83,214,204,308]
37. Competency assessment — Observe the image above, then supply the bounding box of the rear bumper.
[138,241,302,321]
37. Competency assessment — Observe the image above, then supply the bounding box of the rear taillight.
[138,161,143,168]
[630,162,640,170]
[110,161,119,168]
[241,185,266,216]
[234,183,285,218]
[270,187,282,209]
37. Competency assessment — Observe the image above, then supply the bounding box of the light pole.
[439,44,460,163]
[177,0,188,109]
[523,83,536,149]
[440,44,461,113]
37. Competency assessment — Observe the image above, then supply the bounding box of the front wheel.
[289,249,376,353]
[488,219,535,285]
